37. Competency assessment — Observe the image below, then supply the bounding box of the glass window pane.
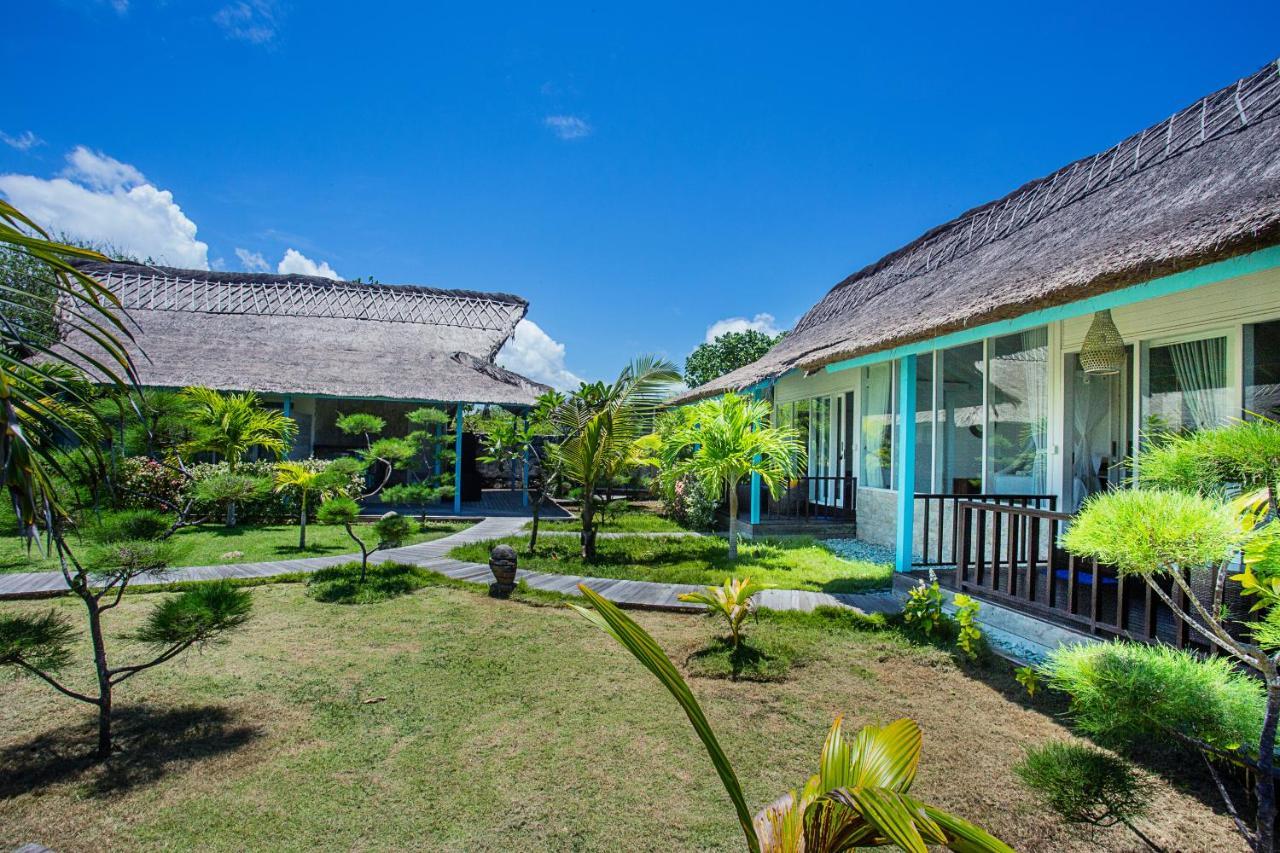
[914,353,934,493]
[1246,320,1280,420]
[1143,335,1231,439]
[939,342,984,494]
[861,363,894,489]
[987,328,1049,494]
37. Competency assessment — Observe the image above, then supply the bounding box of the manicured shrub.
[381,482,443,506]
[663,473,719,531]
[1043,641,1265,752]
[1138,417,1280,496]
[1016,741,1156,848]
[87,508,174,543]
[113,456,185,510]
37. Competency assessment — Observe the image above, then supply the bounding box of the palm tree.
[274,461,323,548]
[180,387,297,525]
[547,356,680,560]
[662,392,804,558]
[1,199,137,533]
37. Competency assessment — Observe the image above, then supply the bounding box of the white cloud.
[1,130,42,152]
[704,312,783,344]
[214,1,279,44]
[543,115,592,140]
[62,145,145,190]
[0,147,209,268]
[234,247,270,272]
[497,319,584,391]
[277,248,341,280]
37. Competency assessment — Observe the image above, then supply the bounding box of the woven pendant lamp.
[1080,310,1125,375]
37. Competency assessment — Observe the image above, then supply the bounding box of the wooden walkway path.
[0,517,899,617]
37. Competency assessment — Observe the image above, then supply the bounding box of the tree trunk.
[581,493,597,562]
[225,500,237,528]
[529,492,543,554]
[727,484,739,560]
[84,597,113,760]
[299,492,308,549]
[1256,674,1280,852]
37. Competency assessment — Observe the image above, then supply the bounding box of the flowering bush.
[183,458,365,524]
[663,473,720,531]
[113,457,186,510]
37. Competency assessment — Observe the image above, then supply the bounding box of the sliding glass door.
[1141,333,1233,440]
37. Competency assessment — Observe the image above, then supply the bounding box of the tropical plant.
[567,585,1012,852]
[274,461,326,548]
[1016,742,1159,851]
[679,577,764,648]
[952,593,983,660]
[547,356,680,560]
[1014,665,1041,698]
[665,472,720,531]
[194,473,272,527]
[660,392,804,559]
[179,387,297,525]
[315,498,413,583]
[901,574,946,641]
[684,329,784,389]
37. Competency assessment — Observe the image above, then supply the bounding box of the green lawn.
[450,534,892,592]
[531,507,687,533]
[0,581,1236,851]
[0,520,475,574]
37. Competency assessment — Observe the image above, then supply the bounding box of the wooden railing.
[739,475,858,531]
[914,493,1056,568]
[953,500,1214,648]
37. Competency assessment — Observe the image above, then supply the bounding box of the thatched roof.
[57,261,550,406]
[676,59,1280,403]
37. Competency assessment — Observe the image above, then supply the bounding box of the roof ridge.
[793,57,1280,335]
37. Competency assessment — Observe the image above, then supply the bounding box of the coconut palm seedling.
[661,392,804,559]
[180,387,297,525]
[568,585,1013,852]
[274,461,325,548]
[679,577,764,648]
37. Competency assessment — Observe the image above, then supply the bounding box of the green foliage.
[306,561,434,604]
[381,482,446,506]
[194,473,272,508]
[663,473,721,531]
[684,329,783,389]
[90,538,180,575]
[1043,642,1265,752]
[313,457,368,499]
[952,593,982,661]
[112,456,186,511]
[678,577,764,647]
[1061,488,1244,576]
[373,512,414,548]
[1016,742,1153,832]
[406,406,451,428]
[902,575,946,640]
[364,436,418,468]
[180,387,297,469]
[95,388,196,458]
[1014,665,1041,698]
[132,582,253,646]
[335,411,386,438]
[317,496,361,526]
[568,585,1014,853]
[87,508,173,543]
[0,609,76,671]
[1137,417,1280,495]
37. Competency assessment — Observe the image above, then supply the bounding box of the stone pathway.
[0,516,899,617]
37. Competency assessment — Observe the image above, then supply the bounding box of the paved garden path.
[0,517,899,617]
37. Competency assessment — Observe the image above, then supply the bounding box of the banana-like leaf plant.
[678,577,764,647]
[568,585,1013,853]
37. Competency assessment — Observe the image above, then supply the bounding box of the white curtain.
[1070,370,1112,511]
[1167,337,1228,430]
[861,364,893,489]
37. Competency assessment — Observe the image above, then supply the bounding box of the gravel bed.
[820,538,896,564]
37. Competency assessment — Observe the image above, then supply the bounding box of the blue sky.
[3,2,1277,388]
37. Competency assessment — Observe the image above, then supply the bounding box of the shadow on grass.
[686,636,796,682]
[0,704,261,799]
[306,561,431,605]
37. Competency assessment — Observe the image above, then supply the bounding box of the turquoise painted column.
[750,391,762,526]
[454,404,464,514]
[894,356,917,573]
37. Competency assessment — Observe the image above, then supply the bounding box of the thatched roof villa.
[58,260,551,509]
[677,59,1280,649]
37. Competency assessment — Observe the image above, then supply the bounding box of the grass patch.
[449,534,892,592]
[0,519,475,574]
[532,507,687,533]
[0,585,1240,851]
[305,561,440,604]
